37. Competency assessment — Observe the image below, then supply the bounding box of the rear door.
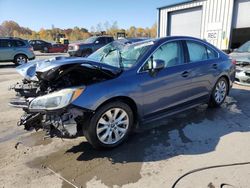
[0,39,15,61]
[139,41,197,120]
[184,40,220,98]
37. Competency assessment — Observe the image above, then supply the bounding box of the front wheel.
[209,77,228,107]
[84,102,134,149]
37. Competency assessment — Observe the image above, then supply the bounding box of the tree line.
[0,20,157,41]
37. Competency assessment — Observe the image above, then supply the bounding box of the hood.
[16,56,121,82]
[229,52,250,64]
[16,56,69,81]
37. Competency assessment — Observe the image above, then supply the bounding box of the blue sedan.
[18,36,236,149]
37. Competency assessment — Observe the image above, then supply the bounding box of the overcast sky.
[0,0,184,31]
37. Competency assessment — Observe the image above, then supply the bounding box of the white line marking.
[47,167,79,188]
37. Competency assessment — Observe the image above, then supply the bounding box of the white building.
[157,0,250,51]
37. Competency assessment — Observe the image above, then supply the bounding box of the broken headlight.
[29,88,84,110]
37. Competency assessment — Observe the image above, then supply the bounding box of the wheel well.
[97,96,138,124]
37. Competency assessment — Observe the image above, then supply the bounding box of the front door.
[138,41,196,120]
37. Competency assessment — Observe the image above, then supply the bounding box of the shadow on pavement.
[0,64,16,68]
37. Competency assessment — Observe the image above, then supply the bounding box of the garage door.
[232,0,250,28]
[168,6,202,38]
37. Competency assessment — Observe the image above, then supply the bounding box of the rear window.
[207,47,218,59]
[186,41,218,62]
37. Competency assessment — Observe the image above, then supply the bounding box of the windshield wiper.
[100,48,124,70]
[100,49,117,62]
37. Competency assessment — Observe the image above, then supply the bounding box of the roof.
[157,0,195,10]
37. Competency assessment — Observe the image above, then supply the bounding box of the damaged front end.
[10,56,121,98]
[10,57,121,138]
[17,87,92,138]
[19,107,90,138]
[235,61,250,86]
[9,56,121,106]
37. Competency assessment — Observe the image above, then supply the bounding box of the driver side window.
[142,41,184,71]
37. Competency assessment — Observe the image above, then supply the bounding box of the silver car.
[230,41,250,86]
[0,37,35,65]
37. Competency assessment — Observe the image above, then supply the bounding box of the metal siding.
[158,0,235,50]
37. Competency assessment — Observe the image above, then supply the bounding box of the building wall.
[158,0,235,50]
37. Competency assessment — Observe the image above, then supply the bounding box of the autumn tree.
[0,20,157,41]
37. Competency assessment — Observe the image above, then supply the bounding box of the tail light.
[29,47,34,52]
[231,59,236,65]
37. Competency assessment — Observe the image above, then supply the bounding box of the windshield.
[88,40,153,69]
[84,37,98,44]
[237,41,250,52]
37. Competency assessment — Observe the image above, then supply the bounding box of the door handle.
[181,71,190,78]
[212,63,218,69]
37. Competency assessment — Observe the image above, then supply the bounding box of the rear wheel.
[84,101,133,149]
[209,77,228,107]
[14,54,28,65]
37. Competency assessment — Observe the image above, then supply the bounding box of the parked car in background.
[68,36,114,57]
[0,37,35,65]
[48,43,68,53]
[230,40,250,86]
[29,40,52,52]
[12,36,235,149]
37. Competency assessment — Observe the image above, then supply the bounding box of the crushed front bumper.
[18,106,92,138]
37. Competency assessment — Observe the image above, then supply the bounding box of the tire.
[208,77,228,107]
[84,101,134,149]
[14,54,28,65]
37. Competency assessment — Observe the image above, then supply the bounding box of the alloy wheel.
[214,80,227,104]
[16,56,27,65]
[96,108,129,145]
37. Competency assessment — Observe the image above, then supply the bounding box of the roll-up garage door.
[231,0,250,48]
[168,6,202,38]
[232,0,250,28]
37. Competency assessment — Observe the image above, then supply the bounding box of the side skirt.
[136,95,209,131]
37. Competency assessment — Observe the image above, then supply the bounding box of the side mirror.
[152,59,165,71]
[95,40,99,44]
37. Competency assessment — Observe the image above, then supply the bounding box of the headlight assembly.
[29,88,84,110]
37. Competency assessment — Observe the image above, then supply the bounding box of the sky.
[0,0,184,31]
